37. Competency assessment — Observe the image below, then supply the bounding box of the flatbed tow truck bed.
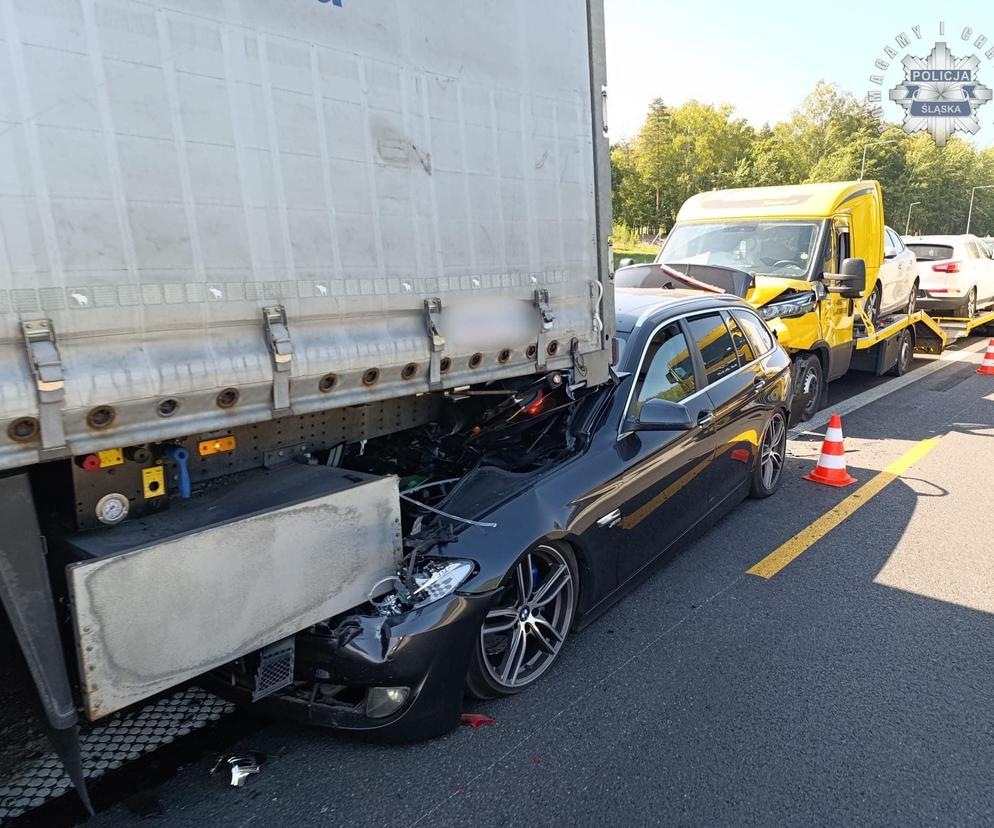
[848,310,946,377]
[931,309,994,343]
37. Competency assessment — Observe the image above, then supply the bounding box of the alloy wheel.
[866,284,882,325]
[760,413,786,490]
[907,284,917,315]
[480,545,576,690]
[968,289,977,319]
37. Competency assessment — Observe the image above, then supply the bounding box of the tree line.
[611,82,994,239]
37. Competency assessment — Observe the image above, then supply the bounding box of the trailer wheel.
[888,329,914,376]
[794,355,823,422]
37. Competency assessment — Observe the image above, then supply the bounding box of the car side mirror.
[632,398,693,431]
[618,257,635,268]
[825,257,866,298]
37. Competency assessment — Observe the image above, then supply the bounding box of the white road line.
[788,337,990,439]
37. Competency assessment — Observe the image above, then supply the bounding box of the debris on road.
[210,753,265,787]
[460,713,495,730]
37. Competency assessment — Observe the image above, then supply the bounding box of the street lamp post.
[859,139,898,180]
[966,185,994,234]
[905,201,921,236]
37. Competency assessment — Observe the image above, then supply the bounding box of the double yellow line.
[747,438,939,579]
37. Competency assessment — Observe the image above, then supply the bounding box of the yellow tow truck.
[617,181,946,422]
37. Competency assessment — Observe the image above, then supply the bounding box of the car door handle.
[753,377,766,390]
[697,410,715,429]
[596,508,622,528]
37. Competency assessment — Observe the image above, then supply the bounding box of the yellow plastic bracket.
[142,466,166,499]
[97,448,124,468]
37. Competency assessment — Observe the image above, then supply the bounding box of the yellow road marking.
[746,438,939,580]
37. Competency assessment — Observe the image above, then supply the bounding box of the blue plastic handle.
[163,445,191,498]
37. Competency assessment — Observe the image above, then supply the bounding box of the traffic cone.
[803,414,856,487]
[978,339,994,375]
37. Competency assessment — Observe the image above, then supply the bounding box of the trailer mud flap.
[65,466,401,720]
[0,473,91,812]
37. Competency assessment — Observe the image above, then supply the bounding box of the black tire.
[750,410,787,498]
[957,287,977,319]
[906,280,918,315]
[887,329,914,376]
[793,354,824,423]
[865,283,882,325]
[466,542,578,700]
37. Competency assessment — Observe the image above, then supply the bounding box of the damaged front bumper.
[205,589,494,742]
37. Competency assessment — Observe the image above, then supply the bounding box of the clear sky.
[604,1,994,147]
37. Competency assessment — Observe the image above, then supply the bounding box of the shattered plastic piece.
[460,713,495,729]
[211,752,264,787]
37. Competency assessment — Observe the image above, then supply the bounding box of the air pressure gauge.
[95,493,130,525]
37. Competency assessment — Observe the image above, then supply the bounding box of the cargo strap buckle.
[262,306,293,416]
[533,289,555,369]
[21,319,68,457]
[424,298,445,388]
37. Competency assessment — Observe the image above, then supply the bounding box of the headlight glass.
[370,559,476,615]
[757,291,817,321]
[410,560,475,607]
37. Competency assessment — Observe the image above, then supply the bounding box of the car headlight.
[369,559,476,615]
[757,291,817,321]
[409,559,475,607]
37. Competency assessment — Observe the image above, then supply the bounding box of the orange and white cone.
[803,414,856,488]
[978,339,994,375]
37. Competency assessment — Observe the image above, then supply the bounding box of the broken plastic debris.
[211,752,265,787]
[460,713,495,729]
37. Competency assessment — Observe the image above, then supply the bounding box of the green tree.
[611,80,994,238]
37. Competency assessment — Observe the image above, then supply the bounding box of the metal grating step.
[0,687,233,822]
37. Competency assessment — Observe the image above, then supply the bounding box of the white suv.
[902,234,994,318]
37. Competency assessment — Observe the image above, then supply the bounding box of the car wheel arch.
[537,532,594,618]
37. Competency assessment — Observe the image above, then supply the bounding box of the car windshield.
[658,220,822,278]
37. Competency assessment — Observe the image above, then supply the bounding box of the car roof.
[676,180,879,222]
[614,287,747,333]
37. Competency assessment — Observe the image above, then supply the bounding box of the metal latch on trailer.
[21,319,68,457]
[263,306,293,416]
[424,298,445,388]
[533,289,555,370]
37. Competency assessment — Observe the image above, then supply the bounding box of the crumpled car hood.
[745,275,813,308]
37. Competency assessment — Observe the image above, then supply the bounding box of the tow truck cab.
[655,181,918,420]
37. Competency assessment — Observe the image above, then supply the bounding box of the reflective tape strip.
[816,454,847,470]
[824,426,844,442]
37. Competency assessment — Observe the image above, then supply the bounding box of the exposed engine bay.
[340,370,601,616]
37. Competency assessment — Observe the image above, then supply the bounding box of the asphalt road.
[26,338,994,826]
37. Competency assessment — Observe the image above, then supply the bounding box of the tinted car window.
[630,324,697,418]
[686,313,739,383]
[724,313,755,364]
[906,244,954,261]
[731,309,774,356]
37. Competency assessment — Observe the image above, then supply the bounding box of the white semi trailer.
[0,0,612,806]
